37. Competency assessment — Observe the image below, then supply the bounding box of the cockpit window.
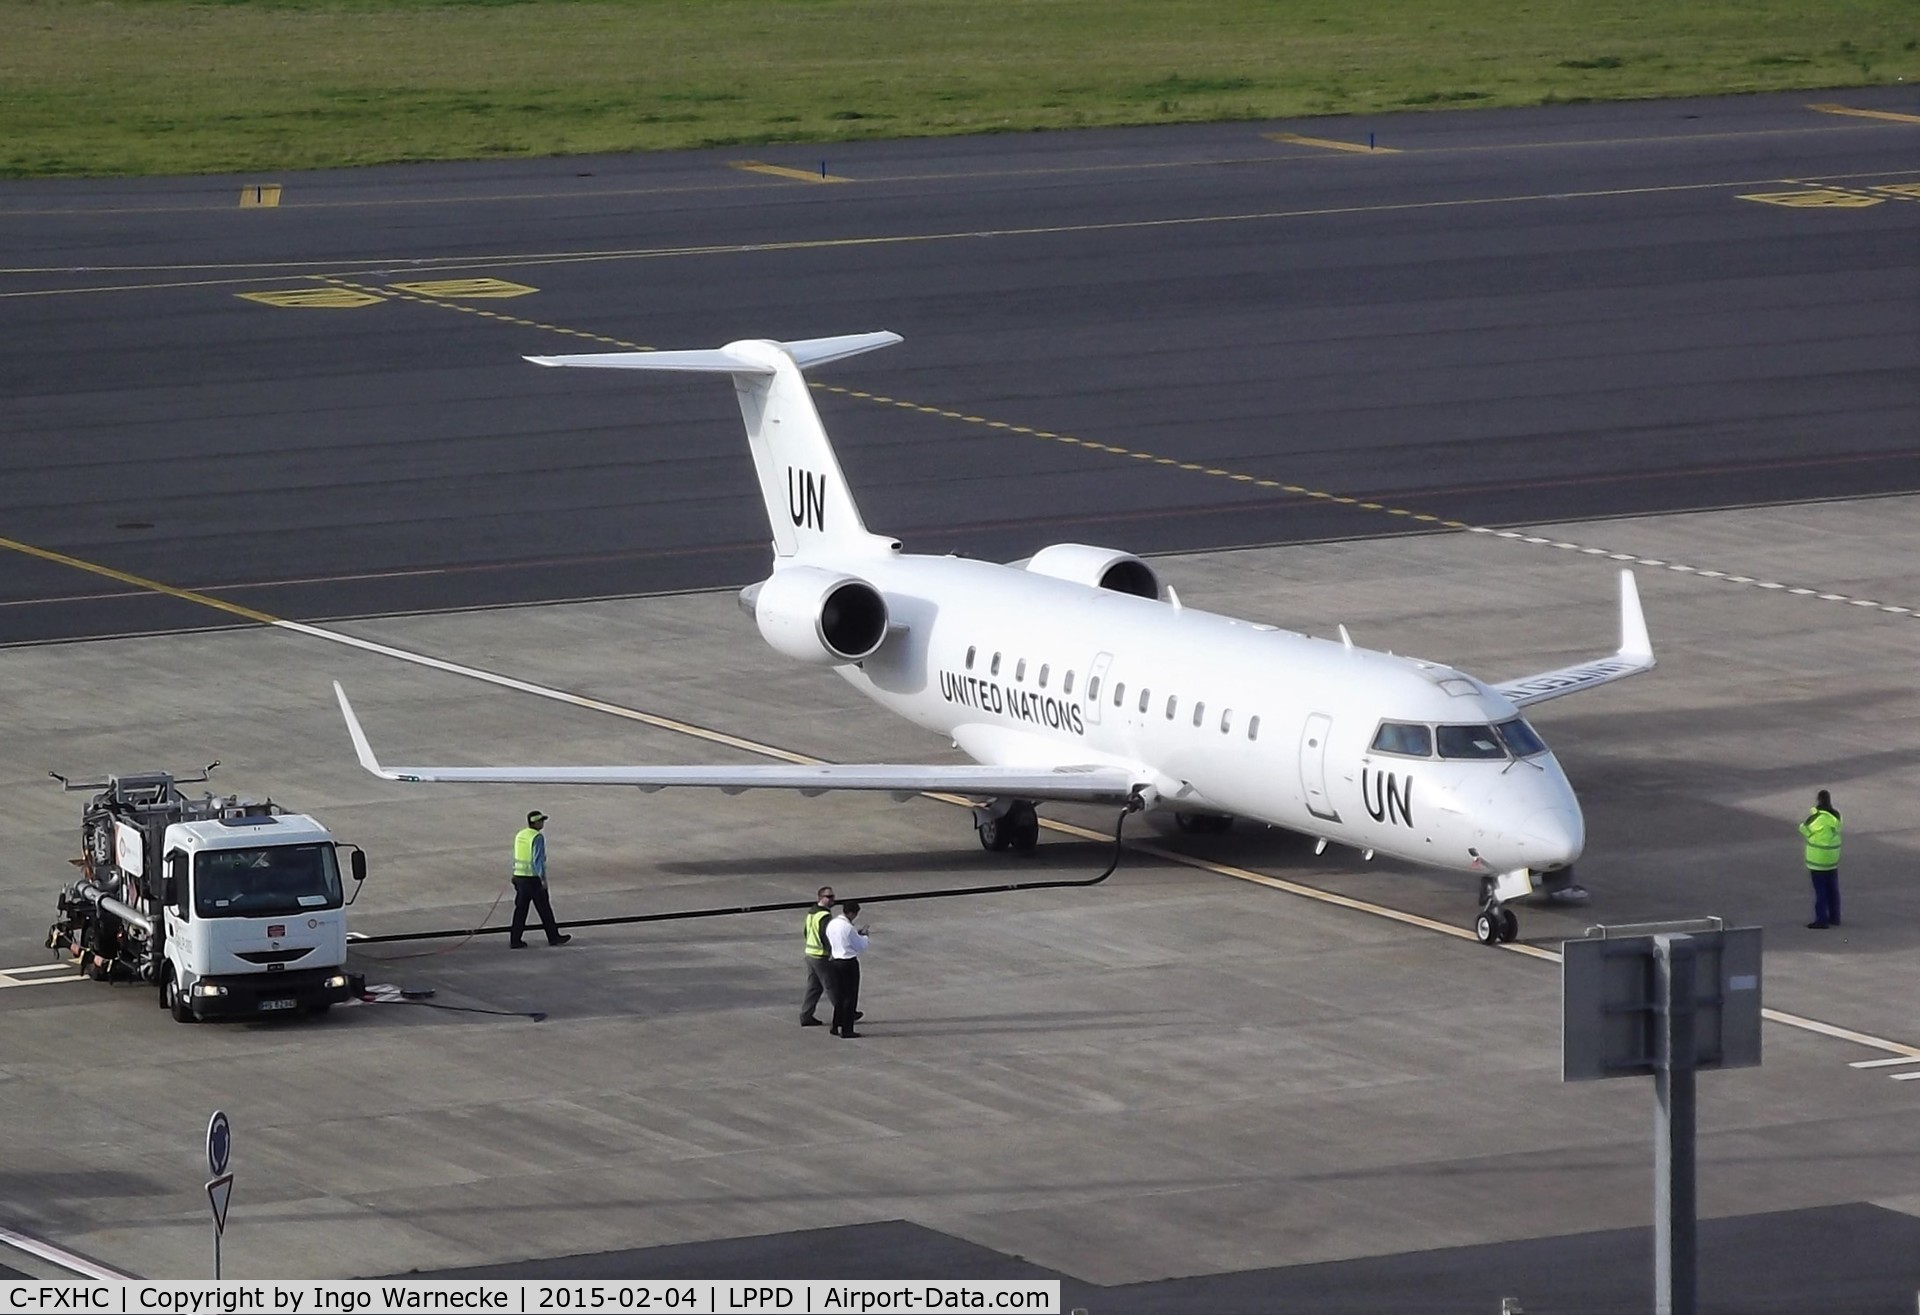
[1496,718,1548,758]
[1370,722,1432,757]
[1436,724,1507,760]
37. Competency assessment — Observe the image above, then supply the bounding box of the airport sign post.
[1563,919,1762,1315]
[205,1110,233,1279]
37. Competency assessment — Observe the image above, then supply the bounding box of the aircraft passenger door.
[1299,713,1341,822]
[1084,652,1114,726]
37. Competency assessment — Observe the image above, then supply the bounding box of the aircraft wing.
[334,683,1138,803]
[1491,569,1655,708]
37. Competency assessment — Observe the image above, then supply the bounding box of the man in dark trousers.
[1800,789,1843,929]
[800,885,836,1026]
[826,900,869,1038]
[510,809,573,948]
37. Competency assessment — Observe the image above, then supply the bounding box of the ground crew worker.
[1799,789,1843,930]
[801,885,836,1026]
[827,900,869,1038]
[510,809,572,948]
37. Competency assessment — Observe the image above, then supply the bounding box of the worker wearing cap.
[510,810,572,948]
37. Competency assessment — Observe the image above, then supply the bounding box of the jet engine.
[740,566,890,666]
[1020,543,1161,599]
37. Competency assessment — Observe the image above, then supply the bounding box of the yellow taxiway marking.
[238,184,282,209]
[731,160,850,183]
[1738,187,1883,208]
[1874,182,1920,199]
[386,278,537,299]
[1264,132,1399,155]
[5,528,1920,1065]
[1809,102,1920,126]
[237,287,386,309]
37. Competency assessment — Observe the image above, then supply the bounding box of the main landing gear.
[1173,811,1234,835]
[976,799,1040,852]
[1474,876,1520,946]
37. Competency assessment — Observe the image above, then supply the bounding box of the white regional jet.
[335,331,1655,944]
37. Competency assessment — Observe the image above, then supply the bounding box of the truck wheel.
[164,971,196,1024]
[308,1003,332,1018]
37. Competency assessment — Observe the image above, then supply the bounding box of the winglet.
[1618,569,1653,664]
[333,682,397,781]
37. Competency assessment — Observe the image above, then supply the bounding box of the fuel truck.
[46,767,367,1021]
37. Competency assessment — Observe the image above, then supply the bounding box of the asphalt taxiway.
[3,90,1920,1310]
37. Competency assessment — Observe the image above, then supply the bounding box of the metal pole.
[1653,934,1697,1315]
[214,1224,221,1281]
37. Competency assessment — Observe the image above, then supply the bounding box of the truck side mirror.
[350,849,367,883]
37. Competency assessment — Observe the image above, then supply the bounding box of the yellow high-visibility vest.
[513,827,541,877]
[803,906,832,957]
[1799,809,1841,871]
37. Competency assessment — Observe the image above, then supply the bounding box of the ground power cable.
[348,798,1140,947]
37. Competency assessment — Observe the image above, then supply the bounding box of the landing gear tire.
[978,801,1039,853]
[164,970,195,1024]
[1475,903,1518,946]
[1007,802,1040,852]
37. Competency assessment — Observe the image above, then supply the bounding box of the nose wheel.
[1474,902,1520,945]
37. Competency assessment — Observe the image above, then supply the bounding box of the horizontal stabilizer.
[335,683,1136,804]
[1493,569,1656,707]
[526,331,901,375]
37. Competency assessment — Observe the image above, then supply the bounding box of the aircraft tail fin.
[527,332,902,560]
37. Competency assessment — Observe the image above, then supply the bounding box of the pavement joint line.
[3,532,1918,1063]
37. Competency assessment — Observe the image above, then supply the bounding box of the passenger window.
[1086,675,1098,701]
[1220,709,1232,733]
[1015,659,1026,682]
[1436,724,1506,760]
[1192,701,1206,728]
[1138,688,1151,714]
[991,653,1002,677]
[1247,715,1260,741]
[1165,695,1178,720]
[1113,681,1126,707]
[1064,671,1075,695]
[1370,722,1433,757]
[966,647,975,671]
[1038,664,1050,688]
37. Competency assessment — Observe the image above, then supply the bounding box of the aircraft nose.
[1520,806,1585,867]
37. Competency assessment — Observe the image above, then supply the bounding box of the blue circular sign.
[206,1111,231,1178]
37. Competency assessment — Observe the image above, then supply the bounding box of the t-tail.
[526,332,902,561]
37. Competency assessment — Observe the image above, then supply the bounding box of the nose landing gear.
[1474,874,1522,945]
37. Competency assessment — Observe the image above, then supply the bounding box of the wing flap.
[334,683,1135,802]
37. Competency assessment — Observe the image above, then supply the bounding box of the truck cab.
[160,812,358,1021]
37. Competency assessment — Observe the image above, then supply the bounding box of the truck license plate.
[259,998,298,1011]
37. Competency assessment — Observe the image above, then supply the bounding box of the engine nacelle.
[1021,543,1161,599]
[741,565,889,666]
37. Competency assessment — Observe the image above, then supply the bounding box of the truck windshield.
[194,844,342,918]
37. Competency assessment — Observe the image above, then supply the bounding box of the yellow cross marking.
[1265,132,1400,155]
[1809,103,1920,125]
[1738,188,1883,208]
[1873,182,1920,198]
[237,288,384,308]
[730,160,850,183]
[387,278,538,299]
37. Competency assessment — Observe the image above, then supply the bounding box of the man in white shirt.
[826,901,869,1038]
